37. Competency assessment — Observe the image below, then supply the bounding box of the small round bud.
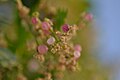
[37,45,48,54]
[31,17,38,24]
[74,44,82,52]
[47,37,55,45]
[61,24,69,32]
[41,22,51,30]
[27,59,39,72]
[74,51,81,59]
[44,18,53,25]
[84,13,93,21]
[32,12,39,17]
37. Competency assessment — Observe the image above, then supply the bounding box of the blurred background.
[0,0,119,80]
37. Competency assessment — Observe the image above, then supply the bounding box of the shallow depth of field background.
[0,0,120,80]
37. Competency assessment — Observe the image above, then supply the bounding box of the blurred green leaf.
[53,9,67,30]
[4,11,31,52]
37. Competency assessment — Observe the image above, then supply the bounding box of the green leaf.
[53,9,67,30]
[5,11,31,52]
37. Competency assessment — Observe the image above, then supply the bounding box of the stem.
[25,16,39,46]
[24,18,40,46]
[50,29,60,42]
[16,0,39,46]
[27,22,39,46]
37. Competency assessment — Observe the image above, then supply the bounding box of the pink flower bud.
[31,17,38,24]
[43,30,51,35]
[74,51,81,59]
[84,13,93,21]
[47,37,55,45]
[28,59,39,72]
[41,22,51,30]
[61,24,69,32]
[74,44,82,52]
[37,45,48,54]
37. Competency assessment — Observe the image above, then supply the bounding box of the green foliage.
[53,9,67,30]
[4,11,30,52]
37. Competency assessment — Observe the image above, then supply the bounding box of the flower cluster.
[29,12,92,80]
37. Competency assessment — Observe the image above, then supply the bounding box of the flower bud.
[41,22,51,31]
[32,17,38,24]
[61,24,69,32]
[74,44,82,52]
[84,13,93,21]
[47,37,55,45]
[37,45,48,54]
[74,51,81,59]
